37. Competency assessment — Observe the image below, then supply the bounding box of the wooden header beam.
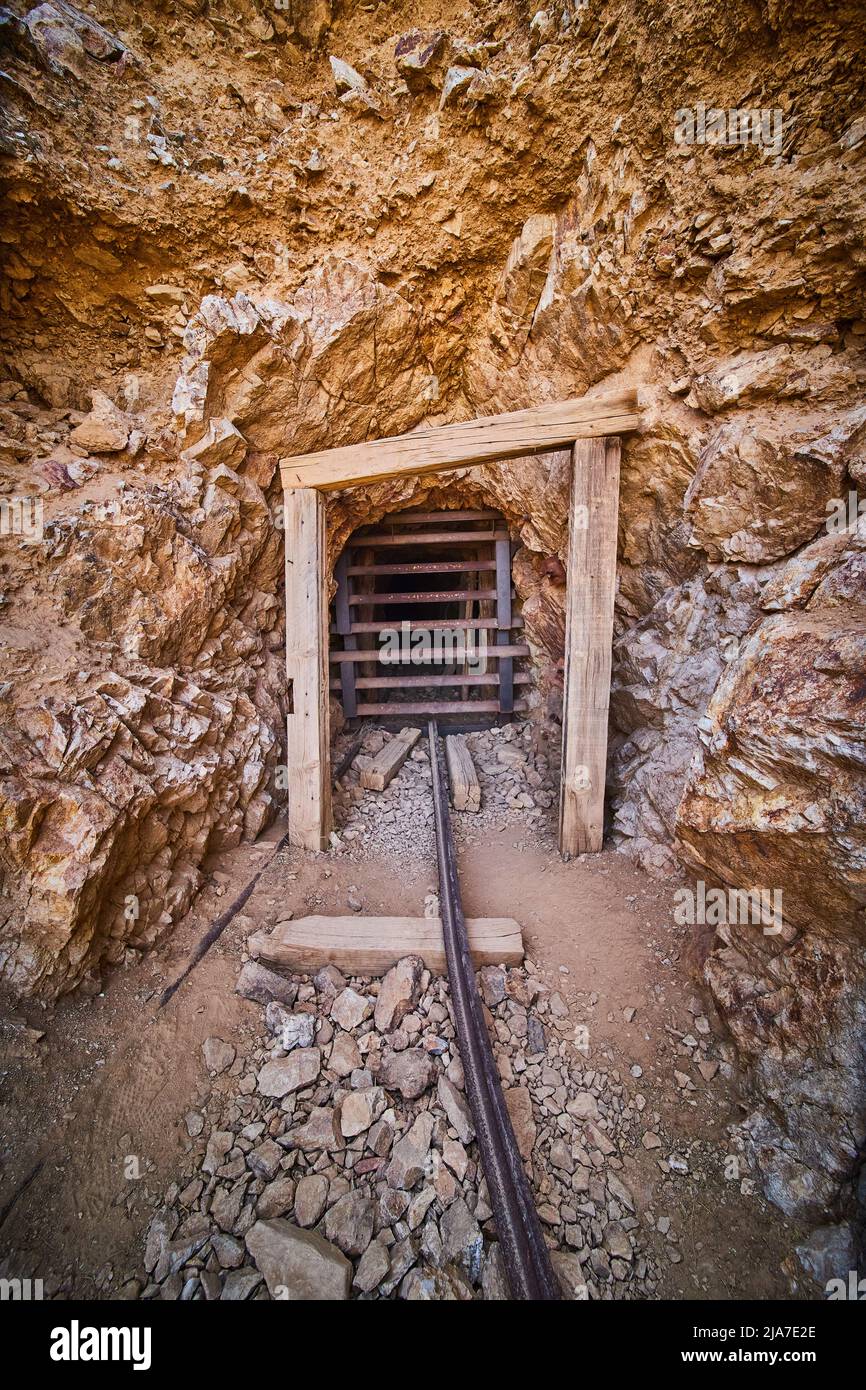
[280,389,638,492]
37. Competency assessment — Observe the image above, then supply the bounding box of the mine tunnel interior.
[330,506,529,726]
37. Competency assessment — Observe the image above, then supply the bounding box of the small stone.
[377,1048,437,1100]
[235,961,297,1007]
[294,1175,329,1228]
[202,1037,235,1075]
[375,955,423,1032]
[340,1086,386,1138]
[353,1237,391,1293]
[437,1075,475,1144]
[257,1048,321,1098]
[386,1112,435,1189]
[324,1190,376,1258]
[329,1031,361,1077]
[331,988,372,1031]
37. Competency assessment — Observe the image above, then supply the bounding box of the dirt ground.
[0,752,816,1301]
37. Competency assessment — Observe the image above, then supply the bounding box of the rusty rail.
[428,720,560,1300]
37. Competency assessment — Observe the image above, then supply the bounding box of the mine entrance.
[330,507,529,723]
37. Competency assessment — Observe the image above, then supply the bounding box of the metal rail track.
[428,720,560,1301]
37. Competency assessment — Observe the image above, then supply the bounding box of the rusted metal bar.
[428,720,560,1301]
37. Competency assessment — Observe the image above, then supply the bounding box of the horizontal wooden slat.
[347,560,499,576]
[348,588,498,606]
[354,699,528,715]
[328,643,530,663]
[248,915,524,975]
[335,616,524,634]
[351,529,508,547]
[280,390,639,491]
[330,672,531,689]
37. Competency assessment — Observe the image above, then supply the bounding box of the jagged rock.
[684,413,847,563]
[503,1085,536,1160]
[340,1085,386,1137]
[328,1030,362,1077]
[385,1111,434,1189]
[293,1174,329,1228]
[324,1190,375,1258]
[236,962,298,1008]
[394,29,446,90]
[246,1219,351,1300]
[181,417,247,469]
[284,1105,343,1152]
[437,1074,475,1144]
[331,987,372,1031]
[439,1197,483,1283]
[400,1263,475,1300]
[374,954,423,1032]
[256,1174,295,1220]
[69,391,130,453]
[353,1237,391,1293]
[377,1047,437,1100]
[202,1037,235,1075]
[257,1048,321,1098]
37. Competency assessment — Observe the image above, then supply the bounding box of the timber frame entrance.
[280,389,640,857]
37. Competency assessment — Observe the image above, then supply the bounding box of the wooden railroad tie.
[247,915,524,976]
[445,734,481,812]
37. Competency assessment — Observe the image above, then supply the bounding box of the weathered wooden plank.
[559,437,621,857]
[248,915,524,975]
[349,588,499,606]
[347,560,499,576]
[284,488,331,850]
[329,672,527,689]
[329,643,530,663]
[349,529,509,547]
[339,616,523,634]
[358,726,421,791]
[280,391,639,491]
[446,734,481,812]
[354,699,528,715]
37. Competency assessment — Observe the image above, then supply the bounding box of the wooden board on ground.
[445,734,481,812]
[358,726,420,791]
[247,915,524,976]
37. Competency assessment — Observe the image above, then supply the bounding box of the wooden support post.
[559,437,621,857]
[284,487,331,850]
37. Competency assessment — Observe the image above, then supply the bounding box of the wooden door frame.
[280,391,638,855]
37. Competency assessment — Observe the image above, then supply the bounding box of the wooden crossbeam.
[280,390,639,491]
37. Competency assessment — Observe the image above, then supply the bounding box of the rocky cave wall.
[0,0,864,1226]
